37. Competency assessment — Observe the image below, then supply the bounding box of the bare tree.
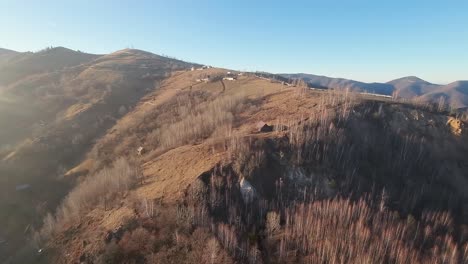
[266,211,280,236]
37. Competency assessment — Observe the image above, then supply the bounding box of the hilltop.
[0,47,100,86]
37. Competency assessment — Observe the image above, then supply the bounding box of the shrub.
[155,94,246,149]
[40,157,139,237]
[118,227,154,258]
[98,241,122,264]
[265,211,280,236]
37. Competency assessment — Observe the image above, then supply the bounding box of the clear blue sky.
[1,0,467,84]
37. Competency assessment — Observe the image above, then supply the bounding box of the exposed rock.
[137,146,145,156]
[256,121,273,132]
[447,117,464,136]
[105,225,124,243]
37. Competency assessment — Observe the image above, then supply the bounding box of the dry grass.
[39,157,139,239]
[153,93,246,149]
[40,76,468,263]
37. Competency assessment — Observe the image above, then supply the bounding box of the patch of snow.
[359,92,392,98]
[239,178,256,204]
[15,184,31,191]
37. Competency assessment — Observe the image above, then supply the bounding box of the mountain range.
[281,73,468,108]
[1,47,467,108]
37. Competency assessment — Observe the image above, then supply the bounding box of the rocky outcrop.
[447,117,464,136]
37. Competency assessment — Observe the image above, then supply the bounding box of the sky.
[0,0,467,84]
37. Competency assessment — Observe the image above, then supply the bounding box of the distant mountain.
[0,48,19,65]
[0,47,100,85]
[281,73,395,95]
[281,73,468,108]
[0,47,17,54]
[387,76,440,98]
[420,81,468,109]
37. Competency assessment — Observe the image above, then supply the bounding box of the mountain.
[0,47,100,86]
[0,48,197,262]
[387,76,440,98]
[420,80,468,109]
[281,73,395,95]
[282,73,468,108]
[0,47,467,263]
[0,48,196,144]
[0,48,19,65]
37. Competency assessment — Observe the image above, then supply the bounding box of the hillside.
[0,48,19,65]
[0,48,196,262]
[420,81,468,109]
[20,66,468,263]
[1,48,468,264]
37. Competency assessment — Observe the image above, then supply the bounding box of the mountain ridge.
[282,73,467,108]
[0,46,100,86]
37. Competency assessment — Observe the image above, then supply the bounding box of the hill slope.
[0,48,19,65]
[1,47,467,263]
[0,48,197,262]
[30,68,468,264]
[420,80,468,109]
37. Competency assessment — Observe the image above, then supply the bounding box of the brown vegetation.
[24,70,468,264]
[154,93,246,149]
[269,199,467,263]
[39,158,140,240]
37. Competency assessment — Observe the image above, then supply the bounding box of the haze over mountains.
[282,73,468,108]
